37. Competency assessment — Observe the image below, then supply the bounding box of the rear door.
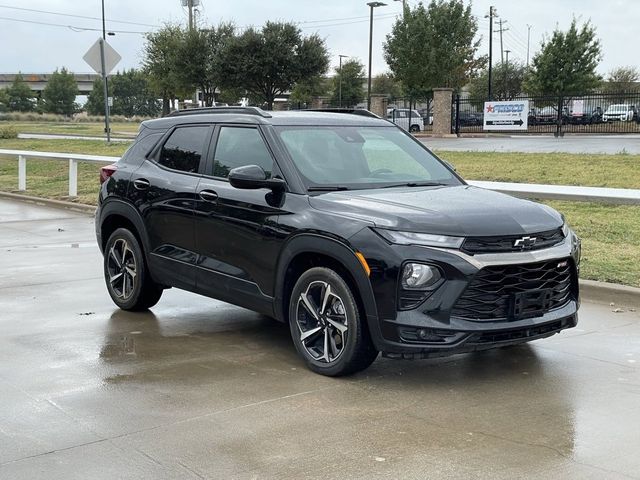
[193,125,285,314]
[128,124,212,290]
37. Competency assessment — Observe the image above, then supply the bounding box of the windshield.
[608,105,629,113]
[275,126,460,190]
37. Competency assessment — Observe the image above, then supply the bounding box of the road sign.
[83,38,121,76]
[483,100,529,131]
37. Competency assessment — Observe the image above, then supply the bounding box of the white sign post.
[483,100,529,131]
[83,38,121,142]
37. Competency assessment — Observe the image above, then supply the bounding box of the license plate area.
[511,289,553,320]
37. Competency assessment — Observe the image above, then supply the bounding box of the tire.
[103,228,162,311]
[288,267,378,376]
[409,125,420,133]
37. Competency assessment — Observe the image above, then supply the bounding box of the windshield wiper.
[308,185,350,192]
[379,181,449,189]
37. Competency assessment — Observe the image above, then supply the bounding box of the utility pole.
[485,6,496,100]
[187,0,194,30]
[338,55,348,108]
[504,50,510,99]
[526,24,532,68]
[495,19,509,66]
[367,2,387,111]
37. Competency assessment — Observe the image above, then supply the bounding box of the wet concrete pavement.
[1,198,639,480]
[421,135,640,154]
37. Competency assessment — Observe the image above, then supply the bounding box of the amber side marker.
[355,252,371,277]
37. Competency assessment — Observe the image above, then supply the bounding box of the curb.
[0,191,97,215]
[579,279,640,308]
[1,191,639,307]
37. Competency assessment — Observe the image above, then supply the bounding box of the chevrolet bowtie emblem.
[514,236,537,249]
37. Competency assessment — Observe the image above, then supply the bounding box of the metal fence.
[453,91,640,135]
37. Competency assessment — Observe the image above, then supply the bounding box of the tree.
[330,59,365,107]
[289,76,330,107]
[7,73,35,112]
[604,66,639,93]
[175,23,235,107]
[468,61,527,104]
[220,22,329,110]
[143,25,191,115]
[384,1,484,100]
[111,70,160,117]
[372,72,403,101]
[42,68,79,116]
[524,19,602,96]
[85,78,105,116]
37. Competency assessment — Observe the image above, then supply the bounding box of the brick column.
[369,94,388,118]
[432,88,454,136]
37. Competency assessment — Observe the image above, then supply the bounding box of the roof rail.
[167,106,272,118]
[306,108,381,119]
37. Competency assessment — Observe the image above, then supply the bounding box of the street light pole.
[504,49,510,99]
[485,6,496,100]
[338,55,348,108]
[367,2,386,111]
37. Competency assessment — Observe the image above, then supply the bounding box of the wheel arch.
[274,234,379,333]
[99,199,150,257]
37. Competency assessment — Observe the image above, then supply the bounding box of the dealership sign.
[483,100,529,131]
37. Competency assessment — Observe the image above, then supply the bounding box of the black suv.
[96,107,581,376]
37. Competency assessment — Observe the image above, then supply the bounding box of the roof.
[142,108,390,130]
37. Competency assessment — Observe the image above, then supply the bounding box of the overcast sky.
[0,0,636,77]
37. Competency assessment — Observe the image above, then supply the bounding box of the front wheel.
[289,267,378,376]
[104,228,163,311]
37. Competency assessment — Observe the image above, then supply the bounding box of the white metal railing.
[0,149,120,197]
[1,149,639,205]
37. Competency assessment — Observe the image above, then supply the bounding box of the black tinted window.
[158,126,209,173]
[213,127,273,178]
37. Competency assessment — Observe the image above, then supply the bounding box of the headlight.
[562,222,570,238]
[401,263,442,290]
[375,229,464,249]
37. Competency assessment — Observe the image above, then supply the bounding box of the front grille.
[470,319,570,344]
[451,258,576,321]
[461,228,564,255]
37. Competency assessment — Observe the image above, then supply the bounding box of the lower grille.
[451,258,576,321]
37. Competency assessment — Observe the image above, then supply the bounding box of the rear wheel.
[104,228,162,311]
[288,267,378,376]
[409,124,420,133]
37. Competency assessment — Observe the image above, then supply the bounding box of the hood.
[309,185,563,237]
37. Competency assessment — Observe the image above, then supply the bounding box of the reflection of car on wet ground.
[95,106,581,377]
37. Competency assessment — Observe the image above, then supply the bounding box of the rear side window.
[158,126,209,173]
[213,127,273,178]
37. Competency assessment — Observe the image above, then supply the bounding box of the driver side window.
[213,127,273,179]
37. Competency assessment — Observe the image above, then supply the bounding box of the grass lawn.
[3,121,140,137]
[1,139,638,287]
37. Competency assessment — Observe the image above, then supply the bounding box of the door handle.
[133,178,150,190]
[199,190,219,202]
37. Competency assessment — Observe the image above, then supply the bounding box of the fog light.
[401,263,441,290]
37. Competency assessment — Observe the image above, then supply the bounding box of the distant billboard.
[483,100,529,131]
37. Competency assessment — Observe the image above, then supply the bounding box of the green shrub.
[0,125,18,139]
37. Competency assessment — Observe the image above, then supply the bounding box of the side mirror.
[228,165,286,191]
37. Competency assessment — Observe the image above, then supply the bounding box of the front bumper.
[353,229,580,357]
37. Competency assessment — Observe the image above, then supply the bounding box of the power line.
[0,15,148,34]
[0,4,160,28]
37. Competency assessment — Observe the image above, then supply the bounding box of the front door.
[193,125,285,315]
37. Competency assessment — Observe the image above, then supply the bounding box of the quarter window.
[158,126,209,173]
[213,127,273,178]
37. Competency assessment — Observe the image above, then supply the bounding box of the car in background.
[528,106,569,125]
[568,107,604,125]
[387,108,423,133]
[456,111,483,127]
[603,104,636,122]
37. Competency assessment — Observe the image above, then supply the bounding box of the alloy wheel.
[295,281,349,363]
[106,238,137,300]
